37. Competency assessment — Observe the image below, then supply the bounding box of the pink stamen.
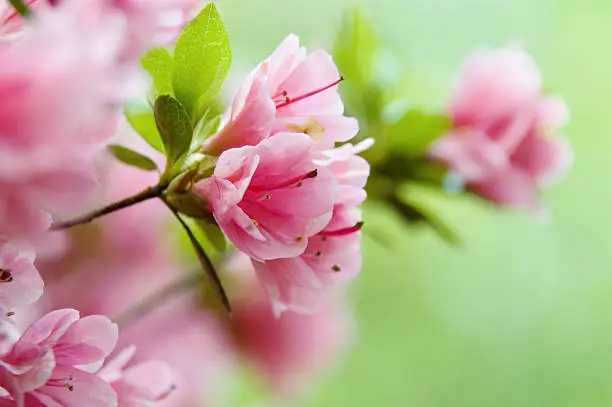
[319,221,363,237]
[275,77,343,109]
[250,169,317,192]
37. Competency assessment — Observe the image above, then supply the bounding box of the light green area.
[219,1,612,406]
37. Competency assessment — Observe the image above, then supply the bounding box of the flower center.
[274,77,343,109]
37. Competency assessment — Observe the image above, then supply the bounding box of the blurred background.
[217,1,612,406]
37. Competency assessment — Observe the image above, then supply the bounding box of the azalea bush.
[0,1,571,406]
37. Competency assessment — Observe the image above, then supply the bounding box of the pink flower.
[110,0,198,57]
[0,309,118,407]
[1,0,196,56]
[0,243,43,312]
[99,346,175,407]
[230,268,352,392]
[194,132,338,261]
[251,143,370,313]
[0,0,139,242]
[429,48,572,210]
[203,34,358,155]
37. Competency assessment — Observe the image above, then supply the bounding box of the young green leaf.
[388,110,450,156]
[124,102,165,153]
[108,144,158,171]
[196,218,227,252]
[154,95,193,167]
[173,3,231,121]
[141,47,174,96]
[334,8,378,87]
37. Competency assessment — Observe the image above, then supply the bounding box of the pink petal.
[0,243,43,310]
[31,366,117,407]
[54,316,118,368]
[450,47,542,128]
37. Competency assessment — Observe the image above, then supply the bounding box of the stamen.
[319,222,364,237]
[315,250,322,257]
[250,170,317,192]
[5,311,14,317]
[251,219,259,226]
[275,77,344,109]
[296,235,303,242]
[0,269,13,283]
[331,265,341,272]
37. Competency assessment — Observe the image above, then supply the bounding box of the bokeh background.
[218,1,612,406]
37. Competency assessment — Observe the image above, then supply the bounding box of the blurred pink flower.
[116,292,233,407]
[0,0,139,243]
[0,309,118,407]
[252,143,369,313]
[203,34,358,155]
[1,0,197,57]
[99,346,175,407]
[111,0,198,57]
[430,47,573,210]
[230,265,352,392]
[0,243,43,312]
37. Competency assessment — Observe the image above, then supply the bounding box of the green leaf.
[108,144,158,171]
[196,218,227,252]
[124,101,165,153]
[141,47,174,96]
[173,3,231,121]
[390,194,460,245]
[388,110,450,156]
[334,8,378,87]
[153,95,193,167]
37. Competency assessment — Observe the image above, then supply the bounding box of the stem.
[51,184,166,231]
[8,0,30,17]
[114,248,235,326]
[162,200,232,314]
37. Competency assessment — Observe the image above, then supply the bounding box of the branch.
[162,200,232,314]
[51,184,166,230]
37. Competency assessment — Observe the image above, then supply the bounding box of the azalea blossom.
[0,243,43,312]
[429,47,573,210]
[0,309,118,407]
[194,132,338,262]
[0,0,138,243]
[203,34,358,155]
[0,0,197,57]
[252,142,370,313]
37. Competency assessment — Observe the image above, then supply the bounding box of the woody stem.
[51,184,166,231]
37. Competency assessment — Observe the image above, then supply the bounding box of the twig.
[162,200,232,314]
[51,184,166,230]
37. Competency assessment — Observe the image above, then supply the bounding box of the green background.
[219,1,612,406]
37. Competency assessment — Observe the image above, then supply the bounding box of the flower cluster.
[0,309,174,407]
[193,35,369,314]
[429,48,572,211]
[0,0,574,406]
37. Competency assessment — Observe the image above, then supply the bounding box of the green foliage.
[141,47,174,96]
[388,110,450,156]
[124,101,165,153]
[107,144,158,171]
[173,3,231,122]
[153,95,193,169]
[334,9,378,88]
[196,218,227,252]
